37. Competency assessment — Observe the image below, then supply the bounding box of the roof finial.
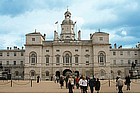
[35,29,36,33]
[67,6,69,11]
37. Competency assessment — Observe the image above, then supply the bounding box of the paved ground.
[0,79,140,93]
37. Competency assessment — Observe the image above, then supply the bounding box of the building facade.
[0,46,25,79]
[0,9,140,80]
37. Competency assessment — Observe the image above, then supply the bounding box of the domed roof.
[62,9,73,25]
[62,18,73,24]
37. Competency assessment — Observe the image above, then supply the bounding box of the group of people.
[116,75,131,93]
[55,75,101,93]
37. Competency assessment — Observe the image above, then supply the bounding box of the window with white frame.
[63,52,72,65]
[98,51,106,65]
[121,60,123,65]
[29,52,37,65]
[120,51,123,55]
[46,55,49,65]
[7,61,9,65]
[113,51,116,55]
[128,60,131,64]
[75,55,79,65]
[113,60,116,65]
[56,55,60,65]
[7,52,9,56]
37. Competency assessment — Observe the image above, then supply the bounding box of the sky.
[0,0,140,49]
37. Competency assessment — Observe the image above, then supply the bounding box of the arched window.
[30,70,36,79]
[98,51,106,65]
[63,52,72,65]
[46,71,49,76]
[29,52,37,65]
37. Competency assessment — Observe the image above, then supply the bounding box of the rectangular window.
[120,51,123,55]
[128,60,131,64]
[56,50,60,52]
[135,60,138,64]
[113,60,116,65]
[75,56,78,64]
[7,52,9,56]
[99,37,103,41]
[86,61,89,65]
[46,50,49,52]
[113,51,116,55]
[31,58,35,64]
[46,57,49,65]
[135,51,137,55]
[20,61,23,65]
[56,56,60,65]
[7,61,9,65]
[121,60,123,65]
[86,50,89,52]
[75,49,78,52]
[32,38,35,41]
[14,52,16,56]
[14,61,16,65]
[0,52,2,56]
[21,52,24,56]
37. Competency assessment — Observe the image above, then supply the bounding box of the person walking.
[95,78,101,93]
[82,76,88,93]
[116,76,124,93]
[75,76,80,89]
[60,76,64,89]
[68,76,74,93]
[89,76,96,93]
[79,76,83,93]
[125,75,131,90]
[37,75,40,83]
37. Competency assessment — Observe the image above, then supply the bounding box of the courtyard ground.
[0,79,140,93]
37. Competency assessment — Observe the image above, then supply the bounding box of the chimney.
[7,47,9,50]
[114,43,117,49]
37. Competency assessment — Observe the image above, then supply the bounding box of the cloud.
[0,0,71,17]
[0,0,140,49]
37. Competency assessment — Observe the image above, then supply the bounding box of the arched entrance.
[56,71,60,77]
[63,69,72,76]
[74,71,79,77]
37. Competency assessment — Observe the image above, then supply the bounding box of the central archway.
[63,69,72,76]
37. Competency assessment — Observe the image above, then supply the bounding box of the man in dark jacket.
[89,76,96,93]
[125,75,131,90]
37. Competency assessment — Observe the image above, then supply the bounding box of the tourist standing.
[75,76,80,89]
[125,75,131,90]
[68,76,74,93]
[79,76,83,93]
[95,78,101,93]
[116,76,124,93]
[37,75,40,83]
[89,76,96,93]
[60,76,64,89]
[82,76,88,93]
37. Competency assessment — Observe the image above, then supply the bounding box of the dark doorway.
[74,71,79,77]
[63,69,72,76]
[56,71,60,77]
